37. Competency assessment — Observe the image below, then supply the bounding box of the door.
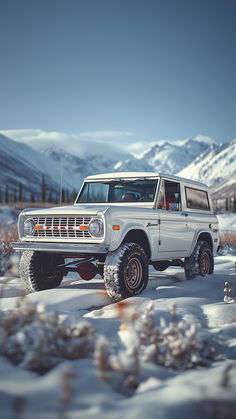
[156,180,191,258]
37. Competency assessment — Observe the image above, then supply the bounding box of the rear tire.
[104,242,148,301]
[184,241,213,280]
[19,251,64,292]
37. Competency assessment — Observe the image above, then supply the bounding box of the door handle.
[181,213,188,217]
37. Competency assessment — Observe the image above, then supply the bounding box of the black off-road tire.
[104,242,148,301]
[19,251,64,292]
[184,240,213,280]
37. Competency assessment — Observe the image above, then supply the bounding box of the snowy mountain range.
[0,134,131,201]
[0,134,78,201]
[0,133,235,201]
[115,138,211,174]
[178,139,236,199]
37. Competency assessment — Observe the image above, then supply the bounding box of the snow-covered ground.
[0,208,236,418]
[0,255,236,419]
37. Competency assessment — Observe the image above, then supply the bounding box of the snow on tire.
[184,240,213,280]
[104,242,148,301]
[19,251,64,293]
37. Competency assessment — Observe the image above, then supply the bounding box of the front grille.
[32,216,92,238]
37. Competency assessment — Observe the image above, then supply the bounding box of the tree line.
[0,176,78,204]
[213,195,236,213]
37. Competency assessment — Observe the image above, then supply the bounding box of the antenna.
[59,152,64,205]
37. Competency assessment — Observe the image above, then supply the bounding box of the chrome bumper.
[12,241,109,254]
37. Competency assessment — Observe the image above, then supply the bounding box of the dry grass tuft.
[59,364,76,419]
[219,232,236,254]
[0,223,18,275]
[94,335,140,395]
[12,395,26,419]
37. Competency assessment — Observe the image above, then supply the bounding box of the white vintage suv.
[13,172,219,301]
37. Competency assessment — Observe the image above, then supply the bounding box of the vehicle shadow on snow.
[58,271,184,296]
[58,270,189,305]
[60,281,105,290]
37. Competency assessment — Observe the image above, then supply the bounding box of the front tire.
[184,241,213,280]
[104,242,148,301]
[19,251,64,292]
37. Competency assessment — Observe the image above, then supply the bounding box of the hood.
[20,202,154,218]
[21,204,110,217]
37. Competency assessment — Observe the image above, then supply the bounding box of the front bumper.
[12,241,109,255]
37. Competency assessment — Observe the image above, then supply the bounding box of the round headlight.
[23,218,35,236]
[88,219,103,237]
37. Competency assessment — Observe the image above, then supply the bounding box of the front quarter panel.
[106,207,159,258]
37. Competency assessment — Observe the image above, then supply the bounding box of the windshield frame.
[75,177,159,205]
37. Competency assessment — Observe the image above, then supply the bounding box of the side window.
[164,181,181,211]
[185,187,210,210]
[157,180,181,211]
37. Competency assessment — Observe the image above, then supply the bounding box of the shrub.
[0,294,96,374]
[94,302,216,394]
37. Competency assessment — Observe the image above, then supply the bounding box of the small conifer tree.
[5,184,9,203]
[18,183,23,201]
[41,176,46,202]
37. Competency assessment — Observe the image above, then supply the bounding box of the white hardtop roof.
[85,172,208,188]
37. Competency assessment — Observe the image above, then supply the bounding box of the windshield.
[76,179,158,203]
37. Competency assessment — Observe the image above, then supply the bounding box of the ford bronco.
[13,172,219,301]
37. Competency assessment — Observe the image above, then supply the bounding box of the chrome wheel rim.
[124,257,142,290]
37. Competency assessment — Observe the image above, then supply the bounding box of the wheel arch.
[122,229,151,259]
[189,230,213,256]
[185,236,214,279]
[197,232,213,249]
[104,241,149,301]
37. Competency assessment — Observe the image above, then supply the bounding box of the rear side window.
[185,187,210,210]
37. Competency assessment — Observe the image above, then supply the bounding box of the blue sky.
[0,0,235,152]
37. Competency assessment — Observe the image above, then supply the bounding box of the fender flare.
[188,229,213,256]
[110,224,152,258]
